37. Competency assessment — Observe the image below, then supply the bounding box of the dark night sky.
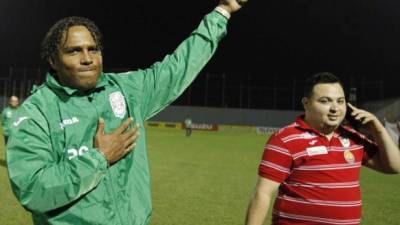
[1,0,399,107]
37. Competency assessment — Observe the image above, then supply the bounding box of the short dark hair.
[303,72,343,98]
[40,16,103,69]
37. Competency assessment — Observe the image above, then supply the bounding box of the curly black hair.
[41,16,103,69]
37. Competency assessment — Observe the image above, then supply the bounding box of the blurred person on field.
[184,117,193,137]
[1,95,19,143]
[397,120,400,147]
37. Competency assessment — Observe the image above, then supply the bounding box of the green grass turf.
[148,127,267,225]
[0,126,399,225]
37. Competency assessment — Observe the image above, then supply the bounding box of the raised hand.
[94,117,139,165]
[218,0,249,14]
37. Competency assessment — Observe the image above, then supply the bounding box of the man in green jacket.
[1,95,19,143]
[6,1,247,224]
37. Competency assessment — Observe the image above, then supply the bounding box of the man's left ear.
[301,97,308,109]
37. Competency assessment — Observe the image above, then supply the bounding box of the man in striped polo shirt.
[245,72,400,225]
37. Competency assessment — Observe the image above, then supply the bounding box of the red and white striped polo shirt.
[259,116,378,225]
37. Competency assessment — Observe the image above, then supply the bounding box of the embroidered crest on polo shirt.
[306,146,328,156]
[109,91,126,118]
[344,150,355,164]
[339,137,350,147]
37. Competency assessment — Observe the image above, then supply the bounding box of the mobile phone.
[344,105,362,129]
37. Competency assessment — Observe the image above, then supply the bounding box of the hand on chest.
[59,91,129,146]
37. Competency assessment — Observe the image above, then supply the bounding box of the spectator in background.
[245,72,400,225]
[1,95,19,143]
[184,118,193,137]
[397,120,400,147]
[6,1,248,225]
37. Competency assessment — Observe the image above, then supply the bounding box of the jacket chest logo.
[109,91,126,118]
[60,117,80,129]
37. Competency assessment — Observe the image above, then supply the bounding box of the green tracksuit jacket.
[7,11,227,225]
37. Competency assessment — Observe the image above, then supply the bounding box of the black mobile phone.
[344,105,362,129]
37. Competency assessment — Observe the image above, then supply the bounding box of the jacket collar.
[45,72,109,96]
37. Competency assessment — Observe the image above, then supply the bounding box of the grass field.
[0,126,399,225]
